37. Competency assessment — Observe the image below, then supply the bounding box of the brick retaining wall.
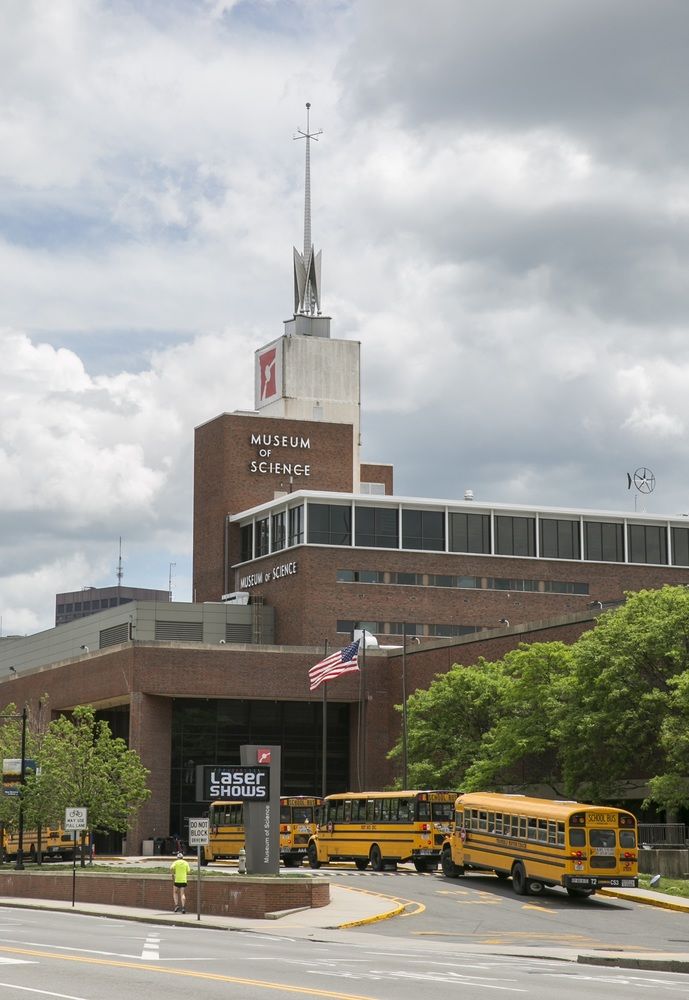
[0,871,329,919]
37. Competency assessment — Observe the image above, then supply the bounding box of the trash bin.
[142,839,154,857]
[154,837,165,856]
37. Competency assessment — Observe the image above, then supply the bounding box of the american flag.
[309,639,360,691]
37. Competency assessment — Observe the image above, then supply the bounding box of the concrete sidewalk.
[0,881,403,934]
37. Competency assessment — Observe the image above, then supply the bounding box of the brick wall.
[193,413,355,602]
[0,871,329,918]
[230,543,689,647]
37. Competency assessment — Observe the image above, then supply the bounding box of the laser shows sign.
[196,765,270,802]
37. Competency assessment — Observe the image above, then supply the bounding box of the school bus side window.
[494,812,503,834]
[336,800,345,821]
[557,822,565,847]
[417,801,430,821]
[344,801,352,822]
[570,829,586,847]
[366,799,375,822]
[373,799,382,822]
[381,798,391,821]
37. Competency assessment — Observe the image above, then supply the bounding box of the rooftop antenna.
[116,537,124,587]
[293,102,323,316]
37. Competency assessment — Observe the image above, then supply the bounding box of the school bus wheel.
[369,844,384,872]
[307,841,321,869]
[441,846,462,878]
[512,862,528,895]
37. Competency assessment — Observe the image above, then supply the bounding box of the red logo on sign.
[259,348,277,400]
[257,749,272,764]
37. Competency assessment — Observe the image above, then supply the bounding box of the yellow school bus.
[202,800,244,863]
[2,825,87,861]
[279,796,321,867]
[202,796,322,866]
[307,790,457,872]
[440,792,638,898]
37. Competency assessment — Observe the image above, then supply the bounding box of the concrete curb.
[578,955,689,975]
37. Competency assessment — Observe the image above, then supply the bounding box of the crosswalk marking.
[140,934,160,961]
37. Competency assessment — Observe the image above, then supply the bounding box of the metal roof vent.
[464,489,474,501]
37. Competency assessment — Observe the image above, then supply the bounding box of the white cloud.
[2,1,689,630]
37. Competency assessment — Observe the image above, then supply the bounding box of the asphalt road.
[317,864,689,954]
[0,903,688,1000]
[1,863,689,999]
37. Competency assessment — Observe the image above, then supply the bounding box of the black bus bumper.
[564,875,638,889]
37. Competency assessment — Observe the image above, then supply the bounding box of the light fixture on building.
[498,618,510,627]
[9,666,17,678]
[80,645,89,653]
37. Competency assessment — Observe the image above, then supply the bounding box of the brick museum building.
[3,133,689,851]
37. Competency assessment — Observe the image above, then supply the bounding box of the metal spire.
[293,102,323,316]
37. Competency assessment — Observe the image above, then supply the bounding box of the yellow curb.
[332,884,410,929]
[599,888,689,913]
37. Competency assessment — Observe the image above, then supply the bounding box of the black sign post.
[241,745,280,876]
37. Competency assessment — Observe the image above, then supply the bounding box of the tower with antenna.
[251,102,361,487]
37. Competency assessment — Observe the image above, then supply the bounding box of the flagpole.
[361,631,367,792]
[321,639,328,798]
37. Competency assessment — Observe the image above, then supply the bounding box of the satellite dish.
[633,467,656,495]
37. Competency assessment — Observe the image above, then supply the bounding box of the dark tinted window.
[288,505,304,546]
[627,524,668,564]
[355,506,398,548]
[584,521,624,562]
[540,518,581,560]
[449,512,491,553]
[272,511,286,552]
[240,525,252,562]
[495,516,536,556]
[308,504,351,545]
[672,527,689,566]
[402,509,445,551]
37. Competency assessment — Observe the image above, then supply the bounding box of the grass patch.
[638,873,689,898]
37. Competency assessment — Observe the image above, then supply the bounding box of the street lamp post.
[401,624,409,789]
[16,706,27,870]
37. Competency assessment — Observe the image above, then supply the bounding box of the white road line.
[0,984,89,1000]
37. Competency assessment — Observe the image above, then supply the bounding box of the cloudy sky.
[2,0,689,634]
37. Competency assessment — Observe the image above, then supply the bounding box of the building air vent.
[99,623,130,648]
[154,621,204,642]
[225,623,252,643]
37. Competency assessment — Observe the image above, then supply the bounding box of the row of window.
[461,808,635,848]
[238,502,689,567]
[322,798,454,824]
[336,620,484,637]
[336,569,589,595]
[56,597,134,614]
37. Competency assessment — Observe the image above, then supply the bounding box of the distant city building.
[55,585,170,626]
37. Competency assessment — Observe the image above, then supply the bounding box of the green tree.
[388,660,505,789]
[462,642,573,793]
[29,705,150,863]
[560,586,689,802]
